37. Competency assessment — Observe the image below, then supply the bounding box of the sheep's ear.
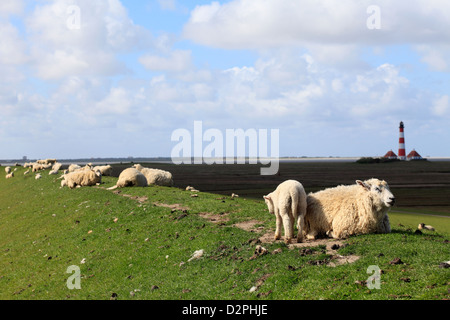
[263,195,271,200]
[356,180,370,191]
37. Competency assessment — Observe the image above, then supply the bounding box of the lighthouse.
[398,121,406,160]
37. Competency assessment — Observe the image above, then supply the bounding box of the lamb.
[6,172,14,179]
[5,167,11,174]
[263,180,307,244]
[107,168,148,190]
[93,165,113,176]
[133,164,173,187]
[61,169,102,189]
[35,173,42,180]
[304,178,394,240]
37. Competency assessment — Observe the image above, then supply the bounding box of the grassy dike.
[0,166,448,300]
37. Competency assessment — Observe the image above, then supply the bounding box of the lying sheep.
[24,170,30,175]
[93,165,112,176]
[132,164,173,187]
[107,168,148,190]
[32,163,51,172]
[35,173,42,180]
[6,172,14,179]
[68,164,81,172]
[5,167,11,174]
[61,169,102,189]
[263,180,307,244]
[304,178,394,240]
[52,162,62,171]
[418,223,435,231]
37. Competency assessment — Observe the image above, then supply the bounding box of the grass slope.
[0,166,448,300]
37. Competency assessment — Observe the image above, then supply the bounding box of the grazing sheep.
[132,164,173,187]
[107,168,148,190]
[263,180,307,244]
[61,169,102,189]
[304,178,394,240]
[93,165,113,176]
[5,167,11,174]
[6,172,14,179]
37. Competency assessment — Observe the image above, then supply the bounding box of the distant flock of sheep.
[2,159,417,241]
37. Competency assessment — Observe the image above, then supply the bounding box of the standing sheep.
[107,168,148,190]
[304,178,394,240]
[263,180,307,244]
[60,169,102,189]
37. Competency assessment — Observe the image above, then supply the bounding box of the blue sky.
[1,0,449,160]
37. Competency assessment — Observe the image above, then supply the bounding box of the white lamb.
[304,178,394,240]
[35,173,42,180]
[107,168,148,190]
[263,180,307,244]
[61,169,102,189]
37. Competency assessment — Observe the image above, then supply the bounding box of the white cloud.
[139,50,192,72]
[432,95,449,116]
[183,0,450,71]
[25,0,153,80]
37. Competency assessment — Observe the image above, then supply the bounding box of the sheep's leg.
[281,208,293,244]
[274,210,282,241]
[296,214,305,243]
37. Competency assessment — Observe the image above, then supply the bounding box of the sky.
[1,0,449,160]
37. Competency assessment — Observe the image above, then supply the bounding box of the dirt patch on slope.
[198,212,230,224]
[153,202,190,212]
[233,220,265,233]
[259,232,360,267]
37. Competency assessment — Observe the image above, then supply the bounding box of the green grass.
[0,166,449,300]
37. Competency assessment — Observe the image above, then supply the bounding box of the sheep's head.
[263,194,275,214]
[356,179,395,209]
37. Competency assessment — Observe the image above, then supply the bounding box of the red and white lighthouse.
[398,121,406,160]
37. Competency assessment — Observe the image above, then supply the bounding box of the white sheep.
[35,173,42,180]
[49,169,59,175]
[24,170,30,175]
[61,169,102,189]
[133,164,173,187]
[6,172,14,179]
[5,166,11,174]
[107,168,148,190]
[93,165,113,176]
[418,223,435,231]
[263,180,307,244]
[304,178,394,240]
[52,162,62,171]
[68,164,81,172]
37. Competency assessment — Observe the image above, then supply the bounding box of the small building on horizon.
[407,149,423,160]
[383,150,398,160]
